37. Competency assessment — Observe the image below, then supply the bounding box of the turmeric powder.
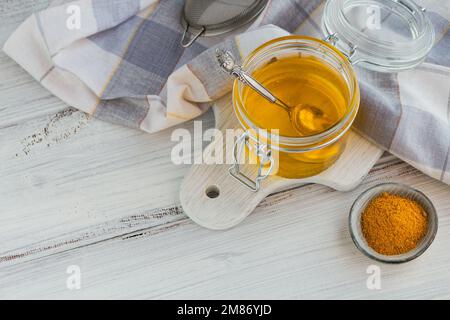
[361,192,428,256]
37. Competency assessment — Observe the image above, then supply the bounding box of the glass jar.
[231,36,360,186]
[228,0,434,191]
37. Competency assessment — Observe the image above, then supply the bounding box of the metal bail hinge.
[229,131,274,192]
[325,33,339,46]
[324,33,359,65]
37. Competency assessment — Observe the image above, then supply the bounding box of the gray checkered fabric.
[3,0,450,183]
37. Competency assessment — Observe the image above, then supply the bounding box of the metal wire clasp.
[229,131,274,192]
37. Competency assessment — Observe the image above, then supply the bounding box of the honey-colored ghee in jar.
[244,55,349,137]
[233,36,360,179]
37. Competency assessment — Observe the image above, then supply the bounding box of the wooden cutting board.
[180,95,383,230]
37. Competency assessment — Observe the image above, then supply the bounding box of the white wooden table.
[1,0,450,300]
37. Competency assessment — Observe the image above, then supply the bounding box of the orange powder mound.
[361,192,428,255]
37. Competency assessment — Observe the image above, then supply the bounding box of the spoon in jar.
[215,48,331,136]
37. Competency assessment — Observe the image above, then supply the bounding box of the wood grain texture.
[1,1,450,300]
[180,95,383,230]
[0,106,214,254]
[2,158,450,299]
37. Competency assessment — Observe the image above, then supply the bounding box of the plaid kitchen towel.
[3,0,450,183]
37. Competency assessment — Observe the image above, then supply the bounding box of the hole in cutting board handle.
[205,185,220,199]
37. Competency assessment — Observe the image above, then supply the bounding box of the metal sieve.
[180,0,269,47]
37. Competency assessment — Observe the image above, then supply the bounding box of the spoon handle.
[234,68,276,101]
[216,49,290,111]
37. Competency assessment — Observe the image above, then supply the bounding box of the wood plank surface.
[2,157,450,299]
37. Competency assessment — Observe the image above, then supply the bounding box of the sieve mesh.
[180,0,269,47]
[184,0,261,27]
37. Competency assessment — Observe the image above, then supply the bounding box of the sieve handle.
[181,24,205,48]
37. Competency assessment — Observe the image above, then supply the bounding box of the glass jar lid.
[322,0,435,72]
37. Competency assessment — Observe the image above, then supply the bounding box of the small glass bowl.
[349,183,438,263]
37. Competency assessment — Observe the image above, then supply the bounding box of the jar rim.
[233,35,360,150]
